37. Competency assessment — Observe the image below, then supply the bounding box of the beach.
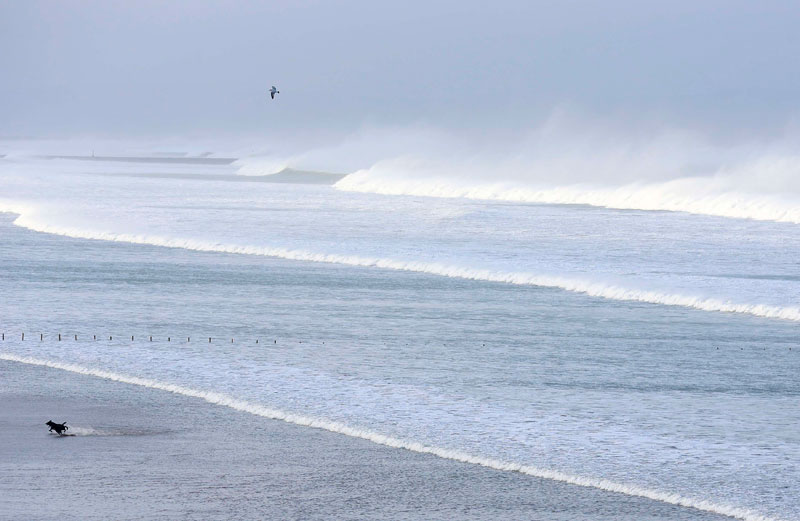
[1,358,735,521]
[4,3,800,519]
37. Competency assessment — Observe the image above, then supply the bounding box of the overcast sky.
[2,0,799,138]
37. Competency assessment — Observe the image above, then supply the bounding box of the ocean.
[0,149,798,520]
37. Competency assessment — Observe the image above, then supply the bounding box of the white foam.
[335,165,800,224]
[0,352,783,521]
[236,118,800,225]
[68,426,103,436]
[66,426,147,436]
[4,206,799,322]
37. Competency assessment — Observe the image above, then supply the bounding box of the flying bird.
[269,86,279,99]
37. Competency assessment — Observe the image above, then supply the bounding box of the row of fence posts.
[1,332,279,344]
[0,332,793,352]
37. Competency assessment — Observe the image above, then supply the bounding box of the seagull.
[269,86,279,99]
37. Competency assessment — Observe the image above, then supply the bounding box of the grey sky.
[2,0,799,138]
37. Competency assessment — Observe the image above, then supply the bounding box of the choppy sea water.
[0,154,798,520]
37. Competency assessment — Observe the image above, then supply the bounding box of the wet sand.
[0,359,731,521]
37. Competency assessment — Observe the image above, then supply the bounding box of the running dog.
[46,420,68,435]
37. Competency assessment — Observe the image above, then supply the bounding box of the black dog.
[46,420,68,435]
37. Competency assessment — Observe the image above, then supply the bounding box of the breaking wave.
[3,206,799,322]
[334,159,800,224]
[0,352,783,521]
[228,119,800,225]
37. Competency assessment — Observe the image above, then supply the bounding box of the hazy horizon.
[2,1,800,140]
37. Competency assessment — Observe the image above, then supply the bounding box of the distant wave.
[335,169,800,224]
[0,352,783,521]
[3,206,799,322]
[228,122,800,225]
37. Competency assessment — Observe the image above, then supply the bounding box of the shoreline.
[0,357,733,521]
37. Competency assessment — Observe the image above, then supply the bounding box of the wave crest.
[335,158,800,224]
[3,206,798,322]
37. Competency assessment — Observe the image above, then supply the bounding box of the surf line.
[6,211,800,323]
[0,352,782,521]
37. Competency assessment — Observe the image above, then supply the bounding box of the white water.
[1,153,800,323]
[4,207,800,322]
[336,166,800,224]
[1,143,799,521]
[227,122,800,225]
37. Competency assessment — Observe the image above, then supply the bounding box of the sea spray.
[226,121,800,225]
[335,167,800,224]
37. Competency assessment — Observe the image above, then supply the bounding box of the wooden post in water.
[131,336,134,341]
[22,333,24,341]
[149,336,152,342]
[74,335,77,341]
[40,333,43,341]
[168,337,171,342]
[209,337,212,343]
[93,335,96,340]
[58,334,61,341]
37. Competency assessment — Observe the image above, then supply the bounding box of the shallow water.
[1,360,740,521]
